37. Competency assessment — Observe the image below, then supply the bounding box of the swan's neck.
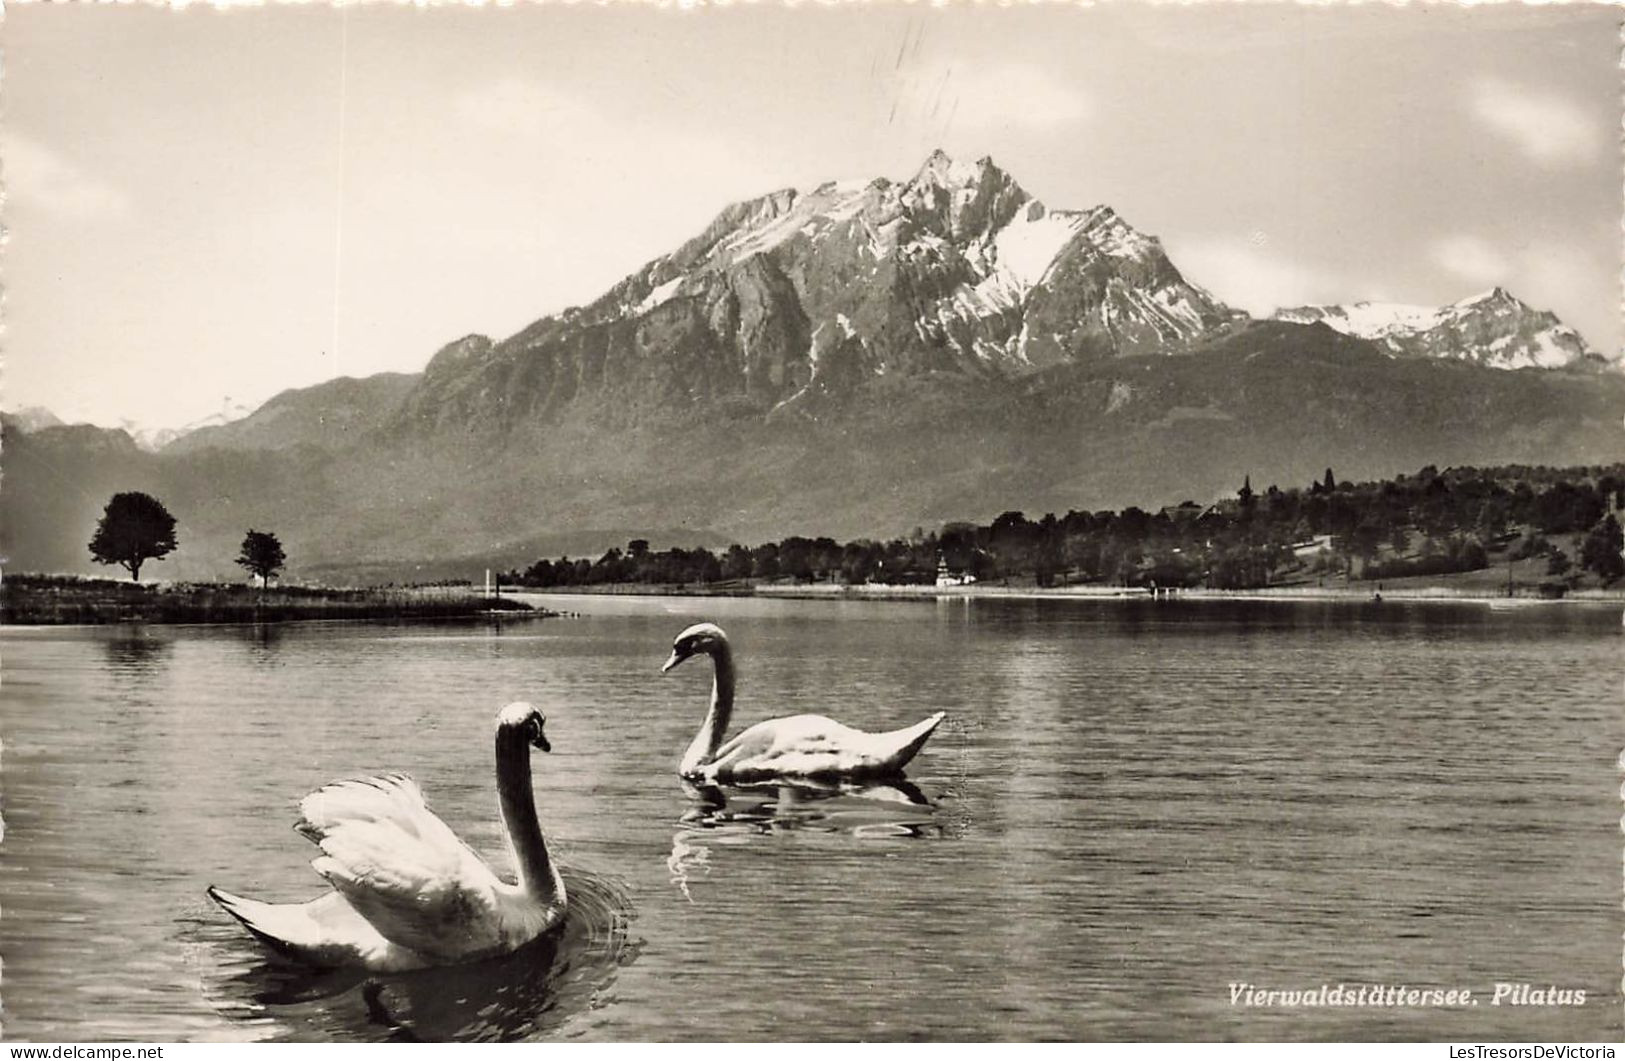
[680,642,735,775]
[495,731,564,907]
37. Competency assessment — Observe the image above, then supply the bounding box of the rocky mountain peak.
[389,151,1245,433]
[909,150,1003,190]
[1457,286,1517,308]
[901,151,1030,241]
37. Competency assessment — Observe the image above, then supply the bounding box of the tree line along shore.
[504,463,1625,599]
[8,462,1622,624]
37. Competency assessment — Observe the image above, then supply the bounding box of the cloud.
[1469,78,1601,168]
[1430,235,1508,286]
[1425,233,1613,353]
[3,132,130,219]
[1163,235,1338,316]
[947,64,1092,133]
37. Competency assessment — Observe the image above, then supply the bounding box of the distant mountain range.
[5,151,1622,581]
[1274,287,1609,372]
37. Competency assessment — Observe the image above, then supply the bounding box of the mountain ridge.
[1273,286,1608,372]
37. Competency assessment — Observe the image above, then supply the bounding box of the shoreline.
[0,578,552,627]
[515,582,1625,606]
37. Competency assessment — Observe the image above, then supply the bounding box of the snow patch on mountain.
[991,204,1087,291]
[717,182,878,262]
[635,276,684,315]
[1276,301,1449,337]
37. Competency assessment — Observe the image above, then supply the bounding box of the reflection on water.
[102,628,174,679]
[187,868,636,1042]
[668,778,944,900]
[3,599,1621,1041]
[238,623,286,667]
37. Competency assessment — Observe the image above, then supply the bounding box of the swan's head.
[661,622,727,674]
[498,701,551,752]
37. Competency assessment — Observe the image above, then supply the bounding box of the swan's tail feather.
[880,711,946,773]
[208,886,411,970]
[207,885,306,956]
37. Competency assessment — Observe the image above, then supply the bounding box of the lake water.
[3,595,1621,1041]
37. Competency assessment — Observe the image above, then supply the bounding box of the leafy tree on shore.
[1579,514,1624,584]
[88,491,178,582]
[1387,523,1411,556]
[235,529,288,587]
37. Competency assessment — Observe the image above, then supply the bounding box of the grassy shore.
[1,574,545,626]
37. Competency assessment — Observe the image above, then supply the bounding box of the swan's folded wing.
[710,714,828,764]
[707,715,846,775]
[295,775,507,963]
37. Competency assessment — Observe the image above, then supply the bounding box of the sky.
[3,3,1620,432]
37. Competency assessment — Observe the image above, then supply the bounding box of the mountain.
[8,322,1622,582]
[4,151,1623,581]
[166,373,416,454]
[4,406,65,432]
[388,150,1240,436]
[115,399,259,452]
[1,415,154,574]
[1273,288,1609,371]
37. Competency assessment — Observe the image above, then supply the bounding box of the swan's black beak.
[532,728,552,753]
[660,649,686,674]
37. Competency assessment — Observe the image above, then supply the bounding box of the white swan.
[662,622,945,783]
[207,702,566,972]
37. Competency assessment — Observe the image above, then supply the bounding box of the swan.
[661,622,945,783]
[206,701,566,972]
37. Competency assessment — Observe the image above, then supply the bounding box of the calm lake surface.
[3,595,1621,1041]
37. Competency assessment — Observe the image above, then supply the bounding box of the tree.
[721,544,754,581]
[88,492,178,582]
[1387,523,1412,556]
[1579,514,1625,584]
[1347,517,1383,575]
[235,529,287,587]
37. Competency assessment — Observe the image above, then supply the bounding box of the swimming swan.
[662,622,945,783]
[207,702,565,972]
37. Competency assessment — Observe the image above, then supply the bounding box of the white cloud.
[948,64,1092,133]
[1427,234,1613,353]
[1469,78,1601,168]
[1430,234,1508,286]
[3,132,130,220]
[1163,235,1337,316]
